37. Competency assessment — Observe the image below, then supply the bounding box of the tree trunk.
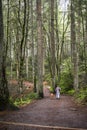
[0,0,9,110]
[18,0,27,92]
[25,0,30,80]
[36,0,43,97]
[71,0,79,90]
[84,3,87,82]
[50,0,55,89]
[55,0,60,83]
[31,0,36,92]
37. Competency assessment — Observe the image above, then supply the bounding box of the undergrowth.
[10,92,39,107]
[61,88,87,105]
[74,88,87,105]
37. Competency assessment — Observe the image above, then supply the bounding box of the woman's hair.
[55,84,57,88]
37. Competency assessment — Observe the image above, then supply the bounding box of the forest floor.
[0,94,87,130]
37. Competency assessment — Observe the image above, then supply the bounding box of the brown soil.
[0,95,87,130]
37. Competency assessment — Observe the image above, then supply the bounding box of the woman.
[55,85,61,99]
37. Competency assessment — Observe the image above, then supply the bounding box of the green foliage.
[75,88,87,104]
[67,89,75,95]
[60,58,73,93]
[60,71,73,93]
[26,92,39,99]
[44,73,51,85]
[49,86,55,93]
[13,92,39,106]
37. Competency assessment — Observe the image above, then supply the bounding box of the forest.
[0,0,87,110]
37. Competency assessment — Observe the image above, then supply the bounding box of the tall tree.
[36,0,43,97]
[71,0,78,90]
[55,0,60,82]
[50,0,55,88]
[18,0,27,92]
[0,0,9,110]
[84,1,87,82]
[31,0,36,92]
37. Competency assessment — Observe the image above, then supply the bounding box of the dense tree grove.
[0,0,87,108]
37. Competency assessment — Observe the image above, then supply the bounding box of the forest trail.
[0,95,87,130]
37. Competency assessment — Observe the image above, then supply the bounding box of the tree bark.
[36,0,43,97]
[18,0,27,92]
[50,0,55,89]
[0,0,9,110]
[71,0,79,90]
[31,0,36,92]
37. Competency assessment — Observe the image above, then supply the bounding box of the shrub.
[67,89,75,95]
[26,92,39,99]
[59,58,73,94]
[49,86,55,94]
[75,88,87,104]
[14,92,39,106]
[60,71,73,93]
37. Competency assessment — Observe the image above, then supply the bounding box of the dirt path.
[0,95,87,130]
